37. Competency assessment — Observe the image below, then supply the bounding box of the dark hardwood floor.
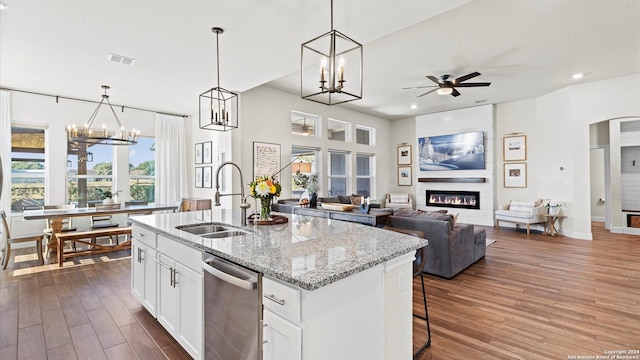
[1,223,638,359]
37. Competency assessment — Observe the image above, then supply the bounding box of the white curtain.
[155,113,188,205]
[0,90,11,216]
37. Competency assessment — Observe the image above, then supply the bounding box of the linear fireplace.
[426,190,480,210]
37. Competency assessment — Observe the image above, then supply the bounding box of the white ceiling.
[1,0,638,120]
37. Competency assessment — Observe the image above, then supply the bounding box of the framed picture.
[504,163,527,188]
[203,141,212,164]
[397,145,412,165]
[253,141,281,181]
[398,166,412,186]
[195,167,203,188]
[203,166,212,188]
[195,143,203,164]
[504,135,526,161]
[418,131,485,171]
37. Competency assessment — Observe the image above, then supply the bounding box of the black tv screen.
[418,131,485,171]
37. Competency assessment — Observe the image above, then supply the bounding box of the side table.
[543,214,566,236]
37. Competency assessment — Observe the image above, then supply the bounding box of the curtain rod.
[0,87,189,118]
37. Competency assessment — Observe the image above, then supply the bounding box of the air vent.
[474,99,488,104]
[107,53,136,66]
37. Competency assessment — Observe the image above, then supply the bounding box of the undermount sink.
[176,222,250,238]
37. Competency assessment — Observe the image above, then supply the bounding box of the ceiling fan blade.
[451,88,461,97]
[402,85,437,90]
[426,75,441,84]
[417,88,439,98]
[454,72,481,83]
[453,82,491,87]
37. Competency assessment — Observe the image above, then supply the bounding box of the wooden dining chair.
[43,204,78,254]
[1,210,45,270]
[91,204,121,245]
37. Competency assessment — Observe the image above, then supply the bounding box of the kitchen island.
[130,209,428,360]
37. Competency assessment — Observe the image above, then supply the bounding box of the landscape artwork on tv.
[418,131,485,171]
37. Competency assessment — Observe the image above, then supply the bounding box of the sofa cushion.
[508,200,536,212]
[319,197,339,204]
[338,196,352,204]
[394,208,447,218]
[495,209,534,219]
[389,193,409,203]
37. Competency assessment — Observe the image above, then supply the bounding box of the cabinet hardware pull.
[137,248,144,263]
[137,233,145,237]
[170,267,175,287]
[172,269,179,288]
[264,294,286,305]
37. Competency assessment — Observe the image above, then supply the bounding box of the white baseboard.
[590,216,605,222]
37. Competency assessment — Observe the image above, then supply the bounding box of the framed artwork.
[195,143,203,164]
[504,163,527,188]
[504,135,526,161]
[418,131,485,171]
[195,167,203,188]
[203,166,212,188]
[253,141,281,181]
[203,141,212,164]
[398,166,412,186]
[397,145,412,165]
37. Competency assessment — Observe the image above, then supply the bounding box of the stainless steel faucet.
[214,161,251,225]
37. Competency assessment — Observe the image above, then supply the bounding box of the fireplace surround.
[426,190,480,210]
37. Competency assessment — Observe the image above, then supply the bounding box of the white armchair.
[494,199,546,235]
[385,193,413,210]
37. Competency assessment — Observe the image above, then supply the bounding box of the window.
[356,125,375,145]
[328,151,348,196]
[67,143,113,207]
[291,147,320,197]
[327,119,350,142]
[291,111,320,138]
[10,126,46,213]
[356,154,374,198]
[129,136,155,203]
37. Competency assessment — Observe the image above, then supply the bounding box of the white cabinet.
[131,239,157,316]
[263,309,302,360]
[130,225,203,360]
[156,237,203,360]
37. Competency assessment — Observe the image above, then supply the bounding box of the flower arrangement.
[543,199,562,215]
[249,175,282,221]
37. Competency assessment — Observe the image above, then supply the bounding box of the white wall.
[414,104,495,226]
[389,116,417,204]
[225,86,393,202]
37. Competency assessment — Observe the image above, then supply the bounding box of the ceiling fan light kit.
[199,27,239,132]
[301,0,363,106]
[66,85,139,146]
[406,72,492,98]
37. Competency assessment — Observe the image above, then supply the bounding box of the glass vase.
[260,197,273,222]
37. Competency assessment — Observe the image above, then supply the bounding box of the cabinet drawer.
[132,224,157,248]
[157,235,202,273]
[263,277,301,323]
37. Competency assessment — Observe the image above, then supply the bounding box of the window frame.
[291,110,321,138]
[10,124,47,213]
[327,150,349,196]
[355,153,375,198]
[355,125,375,146]
[327,118,351,143]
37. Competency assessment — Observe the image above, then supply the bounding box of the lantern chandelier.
[199,27,238,131]
[301,0,363,105]
[67,85,139,146]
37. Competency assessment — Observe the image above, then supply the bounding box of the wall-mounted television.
[418,131,485,171]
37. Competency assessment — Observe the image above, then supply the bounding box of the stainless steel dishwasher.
[202,253,262,360]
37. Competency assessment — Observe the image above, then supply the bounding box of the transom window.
[291,111,320,138]
[327,119,350,142]
[356,125,375,146]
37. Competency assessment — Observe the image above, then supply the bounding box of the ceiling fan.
[403,72,491,98]
[296,118,314,136]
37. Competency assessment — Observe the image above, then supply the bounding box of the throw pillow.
[389,193,408,204]
[338,196,352,204]
[351,196,362,206]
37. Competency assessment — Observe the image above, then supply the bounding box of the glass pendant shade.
[301,1,362,106]
[199,27,238,131]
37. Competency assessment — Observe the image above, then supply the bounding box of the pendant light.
[66,85,139,146]
[301,0,363,105]
[199,27,238,131]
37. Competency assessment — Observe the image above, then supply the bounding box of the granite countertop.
[130,209,427,291]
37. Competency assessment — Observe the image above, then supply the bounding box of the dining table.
[23,203,179,263]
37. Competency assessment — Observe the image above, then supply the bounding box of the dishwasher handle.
[202,257,258,291]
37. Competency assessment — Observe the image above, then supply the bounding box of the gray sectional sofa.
[386,209,486,279]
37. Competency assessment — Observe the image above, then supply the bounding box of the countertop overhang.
[131,209,427,291]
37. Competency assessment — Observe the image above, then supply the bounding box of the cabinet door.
[131,240,158,316]
[157,254,178,335]
[176,263,203,360]
[263,310,302,360]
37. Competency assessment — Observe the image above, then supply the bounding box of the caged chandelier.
[199,27,238,131]
[67,85,139,146]
[301,0,363,105]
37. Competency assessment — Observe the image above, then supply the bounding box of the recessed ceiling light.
[0,2,8,10]
[410,104,417,110]
[572,73,584,80]
[107,53,136,66]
